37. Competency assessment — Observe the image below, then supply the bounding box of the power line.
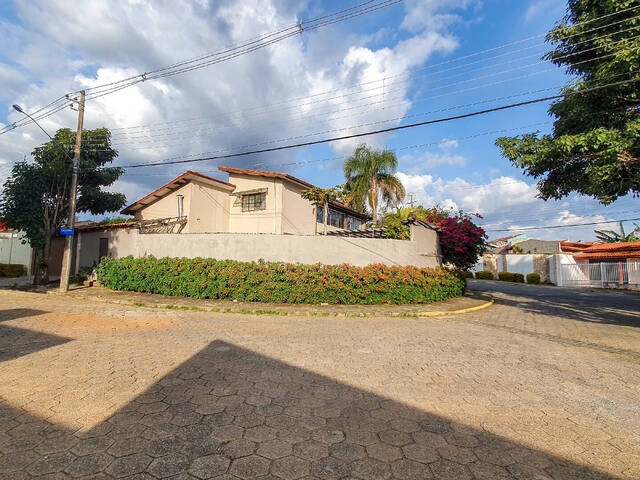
[77,32,640,152]
[3,2,637,136]
[0,0,402,135]
[485,217,640,233]
[116,76,640,169]
[79,22,640,146]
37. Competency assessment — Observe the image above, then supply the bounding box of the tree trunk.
[371,178,378,225]
[34,233,51,285]
[323,200,328,235]
[41,232,51,285]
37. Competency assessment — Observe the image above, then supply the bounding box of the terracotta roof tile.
[581,240,640,253]
[577,251,640,261]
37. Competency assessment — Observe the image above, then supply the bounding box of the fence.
[558,261,640,289]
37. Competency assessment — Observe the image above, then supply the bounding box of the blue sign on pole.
[60,228,74,236]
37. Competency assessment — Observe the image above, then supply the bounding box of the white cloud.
[0,0,472,211]
[401,0,480,33]
[399,137,466,171]
[524,0,564,22]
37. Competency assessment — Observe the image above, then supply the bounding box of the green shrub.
[462,271,474,278]
[475,270,494,280]
[498,272,524,282]
[526,273,541,284]
[0,263,27,277]
[95,256,466,305]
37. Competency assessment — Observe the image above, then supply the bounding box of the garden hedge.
[475,270,494,280]
[96,256,466,305]
[526,273,541,284]
[0,263,27,278]
[498,272,525,283]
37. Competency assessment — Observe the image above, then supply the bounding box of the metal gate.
[559,261,640,288]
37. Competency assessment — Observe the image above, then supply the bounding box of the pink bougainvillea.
[423,207,487,271]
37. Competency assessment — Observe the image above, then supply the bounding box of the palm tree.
[343,144,405,224]
[595,221,640,243]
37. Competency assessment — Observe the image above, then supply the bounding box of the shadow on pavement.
[0,340,624,479]
[0,325,72,362]
[0,308,48,323]
[0,308,71,362]
[469,282,640,328]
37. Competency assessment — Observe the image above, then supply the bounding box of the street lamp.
[12,104,54,140]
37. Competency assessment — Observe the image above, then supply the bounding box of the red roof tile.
[575,240,640,260]
[580,240,640,253]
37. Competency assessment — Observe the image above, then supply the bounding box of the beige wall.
[78,228,138,269]
[188,181,230,233]
[78,224,441,269]
[134,181,231,233]
[227,174,283,234]
[135,183,190,224]
[281,181,316,235]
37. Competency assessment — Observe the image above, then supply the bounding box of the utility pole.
[59,90,85,293]
[407,193,415,209]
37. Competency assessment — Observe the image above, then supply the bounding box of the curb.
[418,295,494,317]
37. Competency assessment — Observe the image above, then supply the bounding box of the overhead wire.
[76,28,640,151]
[81,20,640,146]
[0,0,402,135]
[112,76,640,169]
[3,2,637,135]
[485,217,640,233]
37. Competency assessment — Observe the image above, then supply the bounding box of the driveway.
[0,288,638,479]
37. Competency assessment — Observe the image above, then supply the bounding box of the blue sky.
[0,0,636,241]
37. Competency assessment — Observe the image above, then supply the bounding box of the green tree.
[496,1,640,204]
[594,220,640,242]
[344,144,405,223]
[381,207,414,239]
[0,128,125,283]
[301,186,341,235]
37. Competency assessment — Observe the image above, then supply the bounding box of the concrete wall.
[511,239,561,254]
[505,254,534,277]
[0,232,33,274]
[476,253,550,282]
[78,224,441,269]
[78,228,138,270]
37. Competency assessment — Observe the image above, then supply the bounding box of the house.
[552,241,640,288]
[71,167,441,271]
[574,240,640,263]
[486,234,528,252]
[120,168,370,235]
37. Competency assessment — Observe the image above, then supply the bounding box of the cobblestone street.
[0,284,638,479]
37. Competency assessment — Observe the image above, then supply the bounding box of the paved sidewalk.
[0,289,639,479]
[33,284,491,317]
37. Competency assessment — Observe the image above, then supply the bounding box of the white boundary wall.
[78,225,441,269]
[505,254,534,277]
[0,231,32,274]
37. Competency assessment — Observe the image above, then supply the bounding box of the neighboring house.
[120,168,370,235]
[486,234,528,252]
[574,240,640,263]
[554,241,640,288]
